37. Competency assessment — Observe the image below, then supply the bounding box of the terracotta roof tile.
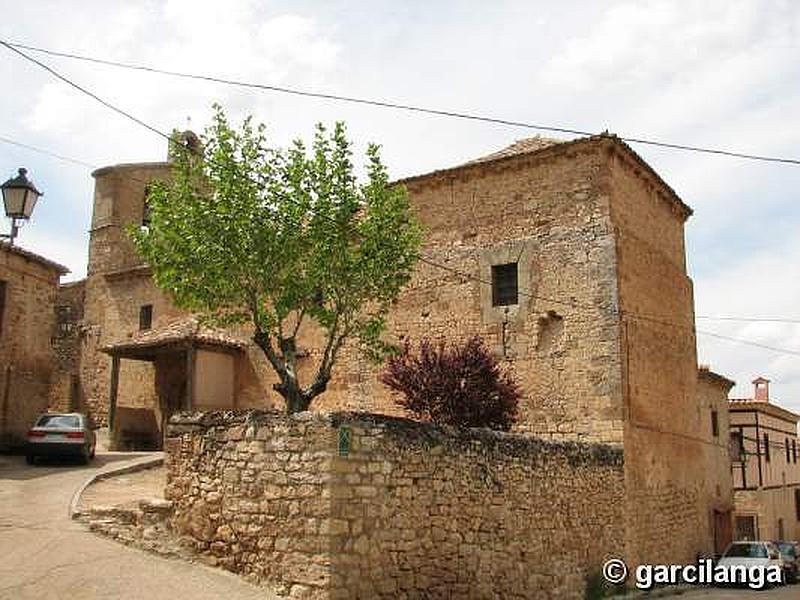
[0,241,69,274]
[728,398,800,423]
[396,134,693,221]
[463,136,564,166]
[102,316,246,354]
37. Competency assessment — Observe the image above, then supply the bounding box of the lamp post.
[1,168,42,245]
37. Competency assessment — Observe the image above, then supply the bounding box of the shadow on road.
[0,452,157,481]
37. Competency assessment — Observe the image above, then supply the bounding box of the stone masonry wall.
[165,410,625,600]
[81,163,177,425]
[49,279,85,413]
[82,140,626,445]
[0,246,62,447]
[607,143,709,568]
[695,370,735,553]
[317,139,625,445]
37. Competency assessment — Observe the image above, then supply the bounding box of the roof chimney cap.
[753,377,770,402]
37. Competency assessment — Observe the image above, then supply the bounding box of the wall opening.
[536,311,564,353]
[139,304,153,331]
[491,263,518,306]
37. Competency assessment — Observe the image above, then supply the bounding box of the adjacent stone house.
[68,132,733,567]
[0,241,68,448]
[729,377,800,541]
[696,366,736,553]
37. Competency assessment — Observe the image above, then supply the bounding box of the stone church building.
[56,132,734,568]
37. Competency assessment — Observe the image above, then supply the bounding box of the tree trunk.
[285,387,310,413]
[254,329,327,414]
[274,379,311,414]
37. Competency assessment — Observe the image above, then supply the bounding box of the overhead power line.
[0,135,156,190]
[3,42,800,360]
[4,39,800,166]
[0,41,169,141]
[695,330,800,357]
[696,315,800,324]
[0,135,97,169]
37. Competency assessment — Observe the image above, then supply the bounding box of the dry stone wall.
[166,410,625,599]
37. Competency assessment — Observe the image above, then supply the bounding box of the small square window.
[796,489,800,521]
[730,431,744,462]
[139,304,153,331]
[491,263,518,307]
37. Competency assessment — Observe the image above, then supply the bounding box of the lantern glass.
[2,186,27,218]
[23,190,38,218]
[1,168,42,220]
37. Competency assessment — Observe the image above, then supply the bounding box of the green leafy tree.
[132,106,422,413]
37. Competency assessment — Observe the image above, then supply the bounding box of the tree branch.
[247,287,287,378]
[291,307,306,339]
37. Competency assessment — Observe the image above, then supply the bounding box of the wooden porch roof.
[101,317,247,360]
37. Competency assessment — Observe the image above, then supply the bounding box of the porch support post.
[108,355,120,449]
[185,345,196,411]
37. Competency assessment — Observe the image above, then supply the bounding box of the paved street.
[2,453,799,599]
[678,584,799,599]
[0,452,272,600]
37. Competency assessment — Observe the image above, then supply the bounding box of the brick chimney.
[753,377,770,402]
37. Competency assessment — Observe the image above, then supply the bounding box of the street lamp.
[1,168,42,245]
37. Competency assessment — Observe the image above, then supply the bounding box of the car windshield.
[724,543,767,558]
[777,543,796,557]
[36,415,81,429]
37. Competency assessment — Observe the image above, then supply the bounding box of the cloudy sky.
[1,0,799,410]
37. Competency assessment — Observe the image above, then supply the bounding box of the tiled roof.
[0,241,69,274]
[728,398,800,423]
[396,133,693,220]
[102,317,246,355]
[464,136,564,165]
[697,366,735,389]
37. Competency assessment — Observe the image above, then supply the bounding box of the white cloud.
[696,236,800,413]
[2,0,800,413]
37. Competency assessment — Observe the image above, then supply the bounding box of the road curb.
[69,453,164,519]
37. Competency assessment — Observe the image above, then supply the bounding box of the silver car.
[717,541,785,587]
[26,413,96,465]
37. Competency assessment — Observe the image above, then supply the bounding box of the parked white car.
[26,413,96,465]
[717,541,785,588]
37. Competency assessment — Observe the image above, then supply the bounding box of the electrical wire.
[3,43,800,360]
[0,135,98,170]
[0,41,169,141]
[696,330,800,357]
[696,315,800,324]
[4,39,800,166]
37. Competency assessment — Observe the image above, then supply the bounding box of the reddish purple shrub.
[381,336,520,431]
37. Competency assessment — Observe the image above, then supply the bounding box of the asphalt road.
[683,584,800,599]
[3,452,797,599]
[0,452,272,600]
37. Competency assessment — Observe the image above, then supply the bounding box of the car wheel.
[25,454,35,465]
